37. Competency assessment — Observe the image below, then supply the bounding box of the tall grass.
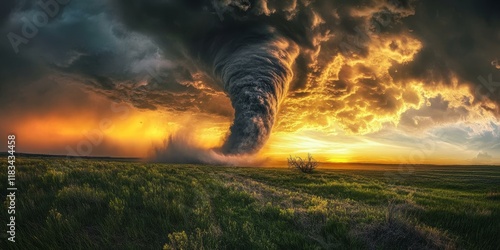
[0,158,498,249]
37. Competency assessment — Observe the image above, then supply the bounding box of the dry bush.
[288,153,319,173]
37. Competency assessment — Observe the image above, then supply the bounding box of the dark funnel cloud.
[209,29,298,154]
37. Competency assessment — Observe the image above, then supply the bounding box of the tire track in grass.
[213,171,457,249]
[213,172,369,248]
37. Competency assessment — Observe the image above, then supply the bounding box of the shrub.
[288,153,318,173]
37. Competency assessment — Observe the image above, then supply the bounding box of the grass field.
[1,158,499,249]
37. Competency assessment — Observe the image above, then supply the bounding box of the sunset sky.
[1,0,499,165]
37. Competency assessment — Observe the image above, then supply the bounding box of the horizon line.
[2,152,499,167]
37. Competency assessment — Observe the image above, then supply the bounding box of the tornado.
[208,29,299,155]
[114,0,301,158]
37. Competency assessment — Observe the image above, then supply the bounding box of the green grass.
[1,158,499,249]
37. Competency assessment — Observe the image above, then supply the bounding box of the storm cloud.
[0,0,499,160]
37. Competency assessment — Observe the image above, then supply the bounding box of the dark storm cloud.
[390,0,500,108]
[0,0,220,113]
